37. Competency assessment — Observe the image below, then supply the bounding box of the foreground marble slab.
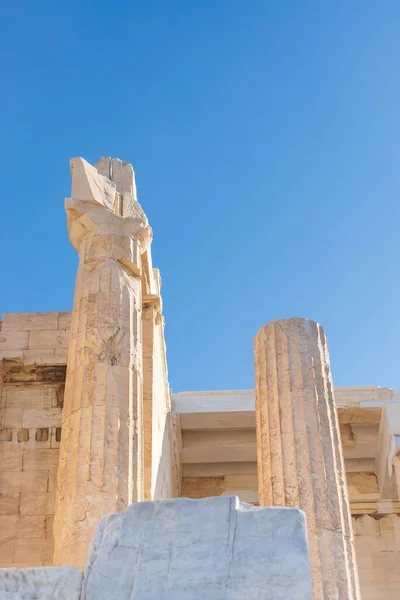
[0,566,82,599]
[0,497,312,599]
[82,496,312,600]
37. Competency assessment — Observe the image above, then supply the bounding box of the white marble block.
[81,496,312,600]
[0,566,83,599]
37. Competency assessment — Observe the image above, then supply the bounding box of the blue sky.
[1,1,400,391]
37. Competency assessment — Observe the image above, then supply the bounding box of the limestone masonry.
[1,157,400,598]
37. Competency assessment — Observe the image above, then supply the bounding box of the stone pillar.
[376,405,400,500]
[53,157,152,568]
[254,318,360,600]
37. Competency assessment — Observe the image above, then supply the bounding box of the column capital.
[65,197,152,251]
[67,156,153,254]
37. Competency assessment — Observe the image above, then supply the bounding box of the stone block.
[111,157,135,197]
[0,471,48,493]
[82,496,312,600]
[0,331,29,351]
[224,473,258,491]
[23,349,56,358]
[1,408,23,429]
[15,515,46,539]
[5,387,53,409]
[28,330,70,350]
[48,469,57,493]
[13,537,52,563]
[22,449,59,472]
[181,476,225,499]
[0,539,14,562]
[0,448,23,472]
[70,156,116,211]
[20,493,55,516]
[45,514,54,538]
[355,515,380,537]
[0,351,24,360]
[0,430,12,441]
[0,566,83,599]
[2,313,59,331]
[54,348,68,359]
[58,312,72,329]
[0,515,17,541]
[0,493,20,516]
[22,408,62,429]
[379,513,400,531]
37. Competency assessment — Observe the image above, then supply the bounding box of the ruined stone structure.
[1,157,400,598]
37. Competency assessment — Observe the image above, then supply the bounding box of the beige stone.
[14,537,52,563]
[182,429,256,463]
[0,470,48,493]
[53,157,153,569]
[23,348,56,358]
[45,514,54,537]
[22,448,59,471]
[181,476,225,498]
[28,329,70,350]
[224,473,258,491]
[0,539,15,562]
[355,515,380,537]
[58,312,72,329]
[0,515,17,541]
[94,156,111,179]
[254,318,360,599]
[70,156,117,211]
[0,331,29,350]
[142,302,156,500]
[0,350,24,359]
[20,492,55,516]
[0,493,20,515]
[111,157,136,198]
[15,515,46,538]
[5,386,53,408]
[1,407,23,428]
[347,472,380,501]
[183,462,257,477]
[22,407,62,428]
[2,312,59,331]
[0,447,23,471]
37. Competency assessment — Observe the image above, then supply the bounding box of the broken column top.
[69,156,146,221]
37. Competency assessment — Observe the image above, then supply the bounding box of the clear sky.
[1,1,400,392]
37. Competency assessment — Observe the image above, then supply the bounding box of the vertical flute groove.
[255,318,360,600]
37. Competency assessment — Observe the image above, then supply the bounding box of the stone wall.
[0,312,69,568]
[181,473,258,502]
[353,514,400,599]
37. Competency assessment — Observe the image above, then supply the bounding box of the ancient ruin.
[1,157,400,598]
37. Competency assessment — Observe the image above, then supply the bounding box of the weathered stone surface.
[81,496,312,600]
[0,566,82,599]
[111,157,135,197]
[2,313,59,332]
[254,318,360,600]
[70,157,117,212]
[53,158,152,568]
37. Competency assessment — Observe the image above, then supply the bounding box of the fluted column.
[53,158,152,568]
[254,318,360,600]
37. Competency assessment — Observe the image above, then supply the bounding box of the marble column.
[53,158,152,568]
[254,318,360,600]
